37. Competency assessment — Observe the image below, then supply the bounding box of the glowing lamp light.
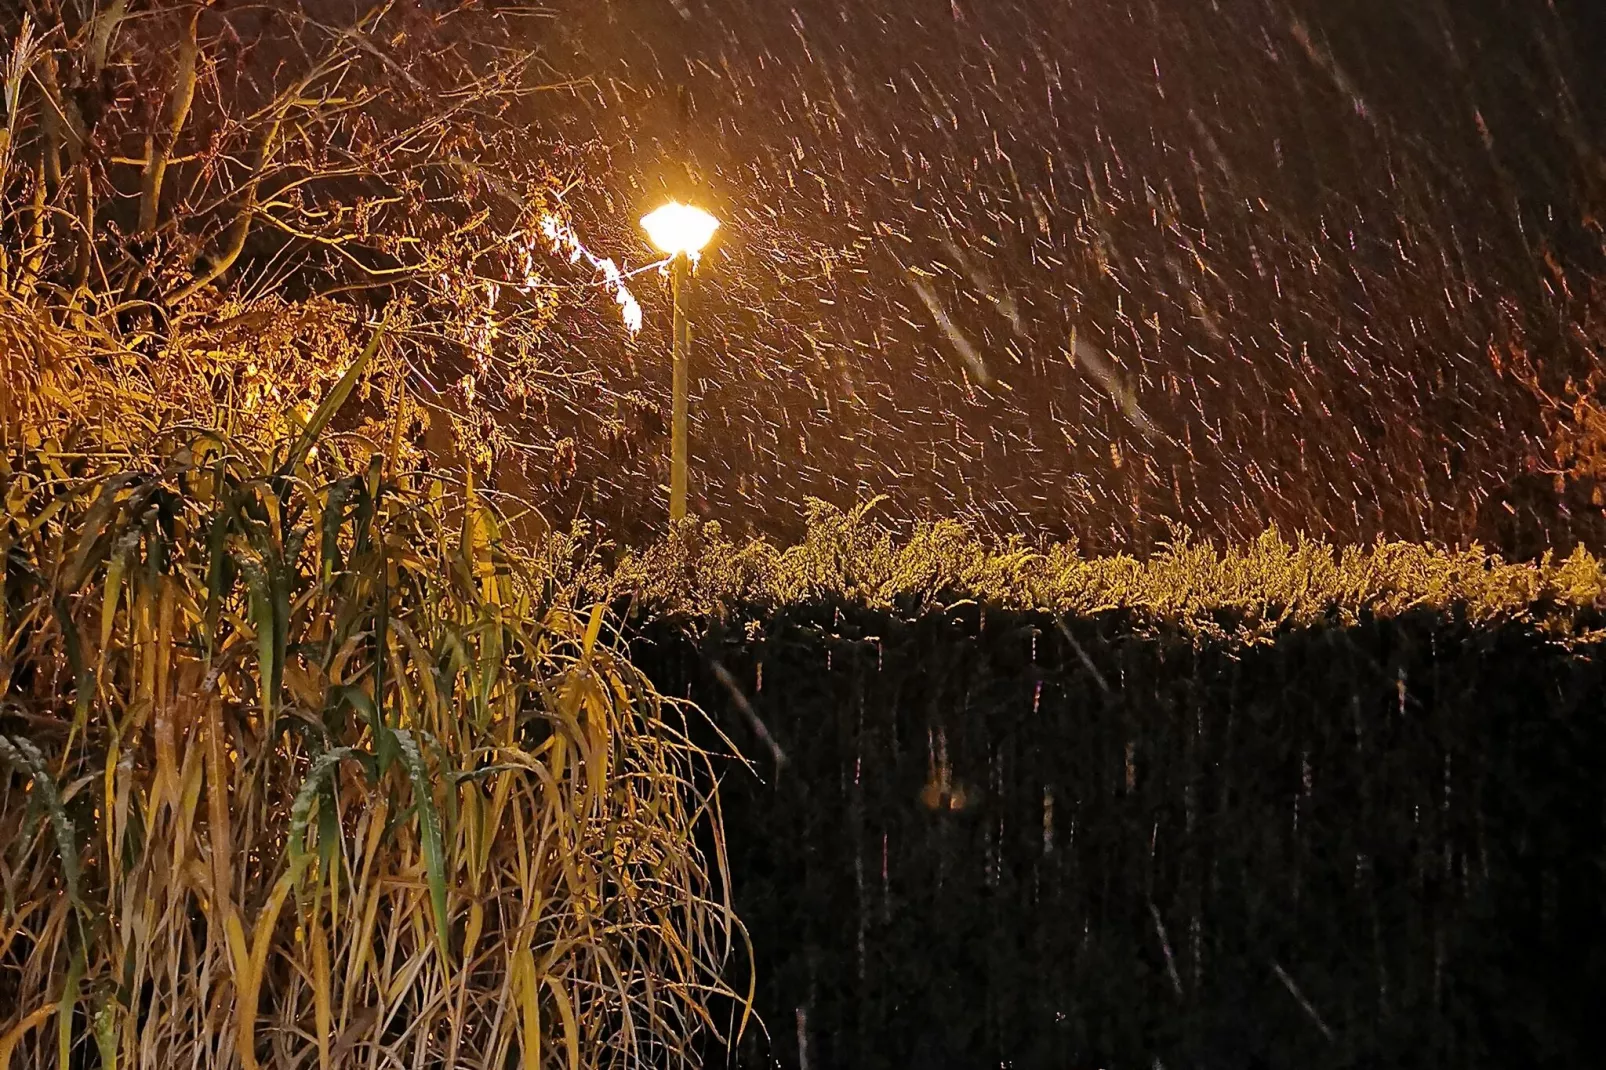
[640,201,720,257]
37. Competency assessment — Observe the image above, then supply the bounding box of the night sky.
[520,0,1606,552]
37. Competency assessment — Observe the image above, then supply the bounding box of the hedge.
[591,503,1606,1068]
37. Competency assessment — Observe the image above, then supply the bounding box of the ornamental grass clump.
[0,351,745,1068]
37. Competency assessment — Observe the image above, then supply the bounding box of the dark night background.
[511,0,1606,554]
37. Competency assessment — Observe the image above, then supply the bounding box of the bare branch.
[167,111,281,303]
[138,7,198,235]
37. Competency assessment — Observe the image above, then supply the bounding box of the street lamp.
[640,201,719,523]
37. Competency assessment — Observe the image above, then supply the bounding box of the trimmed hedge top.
[552,500,1606,638]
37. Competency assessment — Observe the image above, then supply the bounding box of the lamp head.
[640,201,720,257]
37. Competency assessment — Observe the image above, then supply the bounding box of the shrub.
[558,498,1606,638]
[0,366,744,1067]
[589,502,1606,1068]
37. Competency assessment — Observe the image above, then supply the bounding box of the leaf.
[0,1005,54,1069]
[384,376,408,476]
[62,474,136,591]
[316,780,339,887]
[461,469,499,595]
[204,697,234,932]
[99,529,139,658]
[234,869,295,1070]
[56,945,82,1070]
[288,747,370,887]
[311,909,332,1070]
[0,735,82,910]
[18,487,69,538]
[320,478,354,586]
[580,603,605,666]
[279,323,386,478]
[545,974,581,1070]
[239,557,281,720]
[203,497,234,662]
[510,946,540,1069]
[395,729,450,966]
[91,995,117,1070]
[50,598,93,732]
[222,912,251,1034]
[336,684,394,775]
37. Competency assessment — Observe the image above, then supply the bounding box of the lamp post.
[640,201,719,523]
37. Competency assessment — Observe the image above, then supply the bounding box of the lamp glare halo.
[641,202,720,256]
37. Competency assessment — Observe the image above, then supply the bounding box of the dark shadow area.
[632,603,1606,1068]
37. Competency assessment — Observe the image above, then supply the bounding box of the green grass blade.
[395,729,450,966]
[91,993,117,1070]
[0,734,82,910]
[288,747,369,881]
[56,943,83,1070]
[62,474,135,591]
[278,323,385,478]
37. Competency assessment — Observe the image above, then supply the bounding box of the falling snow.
[519,0,1606,552]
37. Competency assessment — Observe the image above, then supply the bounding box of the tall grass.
[0,354,745,1067]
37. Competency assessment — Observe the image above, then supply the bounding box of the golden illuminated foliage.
[0,410,748,1067]
[558,499,1606,640]
[0,4,635,484]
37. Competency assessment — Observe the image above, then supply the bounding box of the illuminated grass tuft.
[0,425,746,1067]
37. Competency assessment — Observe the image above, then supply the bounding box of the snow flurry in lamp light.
[640,201,719,523]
